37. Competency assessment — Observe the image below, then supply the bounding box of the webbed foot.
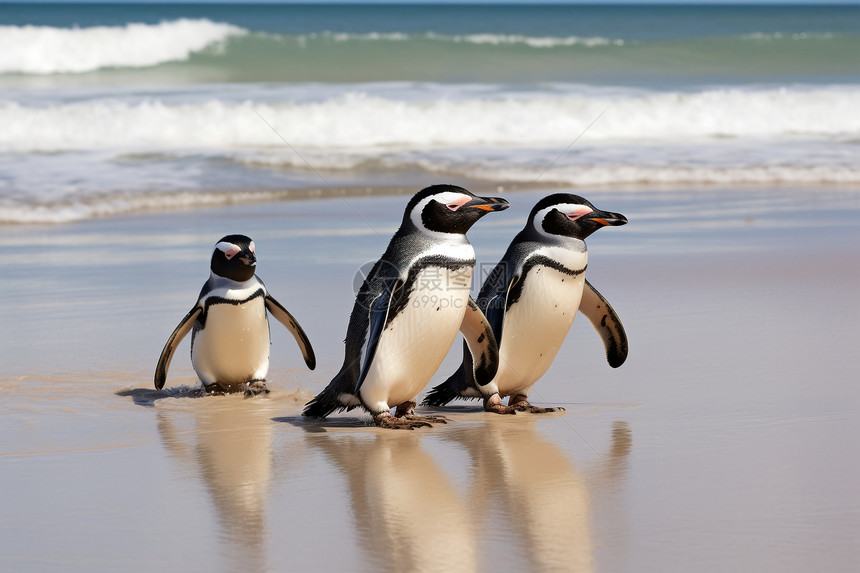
[373,412,432,430]
[393,401,447,424]
[243,380,271,398]
[509,394,564,414]
[483,393,517,415]
[203,383,227,396]
[405,414,448,424]
[394,401,417,417]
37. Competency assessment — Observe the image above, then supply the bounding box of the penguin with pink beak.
[424,194,628,413]
[155,234,316,396]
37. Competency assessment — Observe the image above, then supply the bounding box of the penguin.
[154,234,316,396]
[423,194,628,413]
[302,184,509,429]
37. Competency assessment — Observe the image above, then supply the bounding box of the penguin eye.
[215,242,241,260]
[565,206,594,222]
[443,194,471,211]
[249,241,256,254]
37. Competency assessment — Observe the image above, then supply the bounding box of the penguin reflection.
[447,417,632,573]
[309,432,478,573]
[157,399,274,573]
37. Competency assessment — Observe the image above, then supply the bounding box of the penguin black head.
[403,184,509,235]
[211,234,257,282]
[529,193,627,241]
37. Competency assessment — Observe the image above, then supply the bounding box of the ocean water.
[1,3,859,223]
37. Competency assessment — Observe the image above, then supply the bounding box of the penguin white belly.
[192,299,271,386]
[361,265,473,413]
[495,265,585,397]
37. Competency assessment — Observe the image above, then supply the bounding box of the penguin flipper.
[424,299,497,406]
[579,279,628,368]
[265,295,317,370]
[460,296,500,389]
[154,306,202,390]
[355,277,405,393]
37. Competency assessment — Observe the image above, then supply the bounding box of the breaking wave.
[2,86,858,152]
[0,19,247,74]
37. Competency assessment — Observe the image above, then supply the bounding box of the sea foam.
[0,190,295,225]
[2,87,857,152]
[311,31,624,48]
[2,84,859,224]
[0,19,247,75]
[428,33,625,48]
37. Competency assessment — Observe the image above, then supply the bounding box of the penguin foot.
[373,412,432,430]
[483,393,517,415]
[405,414,448,424]
[509,395,564,414]
[243,380,271,398]
[394,401,418,417]
[392,401,447,424]
[203,383,228,396]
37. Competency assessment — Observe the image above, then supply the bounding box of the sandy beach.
[2,185,858,572]
[3,3,860,570]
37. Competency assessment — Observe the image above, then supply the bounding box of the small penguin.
[155,234,316,396]
[423,194,627,413]
[302,184,508,429]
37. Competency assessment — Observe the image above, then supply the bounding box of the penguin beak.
[587,210,627,227]
[240,253,257,266]
[468,196,510,212]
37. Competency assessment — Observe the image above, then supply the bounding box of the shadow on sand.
[115,385,208,406]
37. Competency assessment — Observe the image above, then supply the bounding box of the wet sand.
[1,186,859,572]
